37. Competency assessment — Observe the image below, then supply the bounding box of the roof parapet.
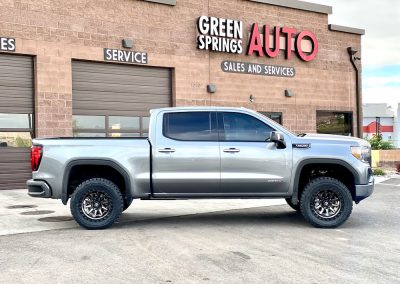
[249,0,332,14]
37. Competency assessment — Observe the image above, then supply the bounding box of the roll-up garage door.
[72,61,171,137]
[0,54,34,190]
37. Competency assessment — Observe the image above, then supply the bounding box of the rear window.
[163,112,215,141]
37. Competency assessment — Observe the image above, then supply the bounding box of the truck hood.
[295,133,370,147]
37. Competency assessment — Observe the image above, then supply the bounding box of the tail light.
[31,145,43,171]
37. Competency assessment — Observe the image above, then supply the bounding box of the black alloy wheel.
[70,178,124,230]
[300,177,353,228]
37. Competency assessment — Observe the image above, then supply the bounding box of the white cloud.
[363,86,400,109]
[310,0,400,67]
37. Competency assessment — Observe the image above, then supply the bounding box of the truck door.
[152,111,220,196]
[218,111,292,195]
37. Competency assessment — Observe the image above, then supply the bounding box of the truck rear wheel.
[70,178,124,230]
[300,177,353,228]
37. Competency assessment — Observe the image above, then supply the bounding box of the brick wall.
[0,0,361,137]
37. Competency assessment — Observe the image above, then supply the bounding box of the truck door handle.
[223,148,240,153]
[158,148,176,153]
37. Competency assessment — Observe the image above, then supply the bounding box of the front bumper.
[355,176,374,203]
[27,179,52,198]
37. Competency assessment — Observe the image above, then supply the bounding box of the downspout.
[347,47,362,138]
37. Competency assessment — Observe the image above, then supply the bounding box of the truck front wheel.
[70,178,124,230]
[300,177,353,228]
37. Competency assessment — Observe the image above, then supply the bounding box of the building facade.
[363,103,400,148]
[363,103,394,142]
[0,0,364,189]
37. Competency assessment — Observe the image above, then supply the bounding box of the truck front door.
[218,111,292,195]
[152,111,220,196]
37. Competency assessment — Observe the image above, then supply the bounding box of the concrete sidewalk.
[0,189,286,236]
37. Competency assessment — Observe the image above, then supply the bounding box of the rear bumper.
[27,179,52,198]
[355,176,374,203]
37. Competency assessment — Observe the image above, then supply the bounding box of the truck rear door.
[152,111,220,196]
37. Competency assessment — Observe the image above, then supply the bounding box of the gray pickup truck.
[27,107,374,229]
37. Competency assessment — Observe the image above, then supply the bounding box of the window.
[221,112,274,142]
[72,115,149,137]
[163,112,215,141]
[259,112,283,125]
[0,113,33,147]
[316,111,353,136]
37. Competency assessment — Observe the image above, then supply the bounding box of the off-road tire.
[285,198,300,212]
[300,177,353,228]
[70,178,124,230]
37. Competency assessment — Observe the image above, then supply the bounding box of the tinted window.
[73,115,105,130]
[259,112,283,125]
[109,116,140,130]
[0,113,33,147]
[72,115,148,137]
[221,112,274,142]
[163,112,214,141]
[0,132,32,147]
[0,113,32,129]
[316,111,353,136]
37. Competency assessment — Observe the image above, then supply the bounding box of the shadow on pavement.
[115,207,308,229]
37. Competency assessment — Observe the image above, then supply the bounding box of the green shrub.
[372,168,386,176]
[365,135,394,150]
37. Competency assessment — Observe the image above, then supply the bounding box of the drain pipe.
[347,47,362,138]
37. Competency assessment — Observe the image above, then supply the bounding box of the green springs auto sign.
[197,16,319,78]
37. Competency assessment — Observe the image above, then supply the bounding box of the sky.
[309,0,400,109]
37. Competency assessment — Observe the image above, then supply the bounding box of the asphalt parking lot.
[0,178,399,284]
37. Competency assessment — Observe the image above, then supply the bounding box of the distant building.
[363,103,397,146]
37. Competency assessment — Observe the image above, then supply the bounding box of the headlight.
[351,146,371,164]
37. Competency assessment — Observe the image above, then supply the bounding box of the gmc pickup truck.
[27,107,374,229]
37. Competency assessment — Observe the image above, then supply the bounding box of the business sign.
[104,48,148,64]
[221,61,295,77]
[197,16,243,54]
[247,23,318,62]
[0,37,15,52]
[196,16,318,62]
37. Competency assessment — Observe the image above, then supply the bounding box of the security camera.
[347,47,358,55]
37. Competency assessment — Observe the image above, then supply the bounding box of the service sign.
[221,61,295,78]
[0,37,15,52]
[104,48,148,64]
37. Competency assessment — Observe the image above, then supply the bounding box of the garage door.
[72,61,171,137]
[0,54,34,190]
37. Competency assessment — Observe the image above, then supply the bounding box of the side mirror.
[269,131,286,149]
